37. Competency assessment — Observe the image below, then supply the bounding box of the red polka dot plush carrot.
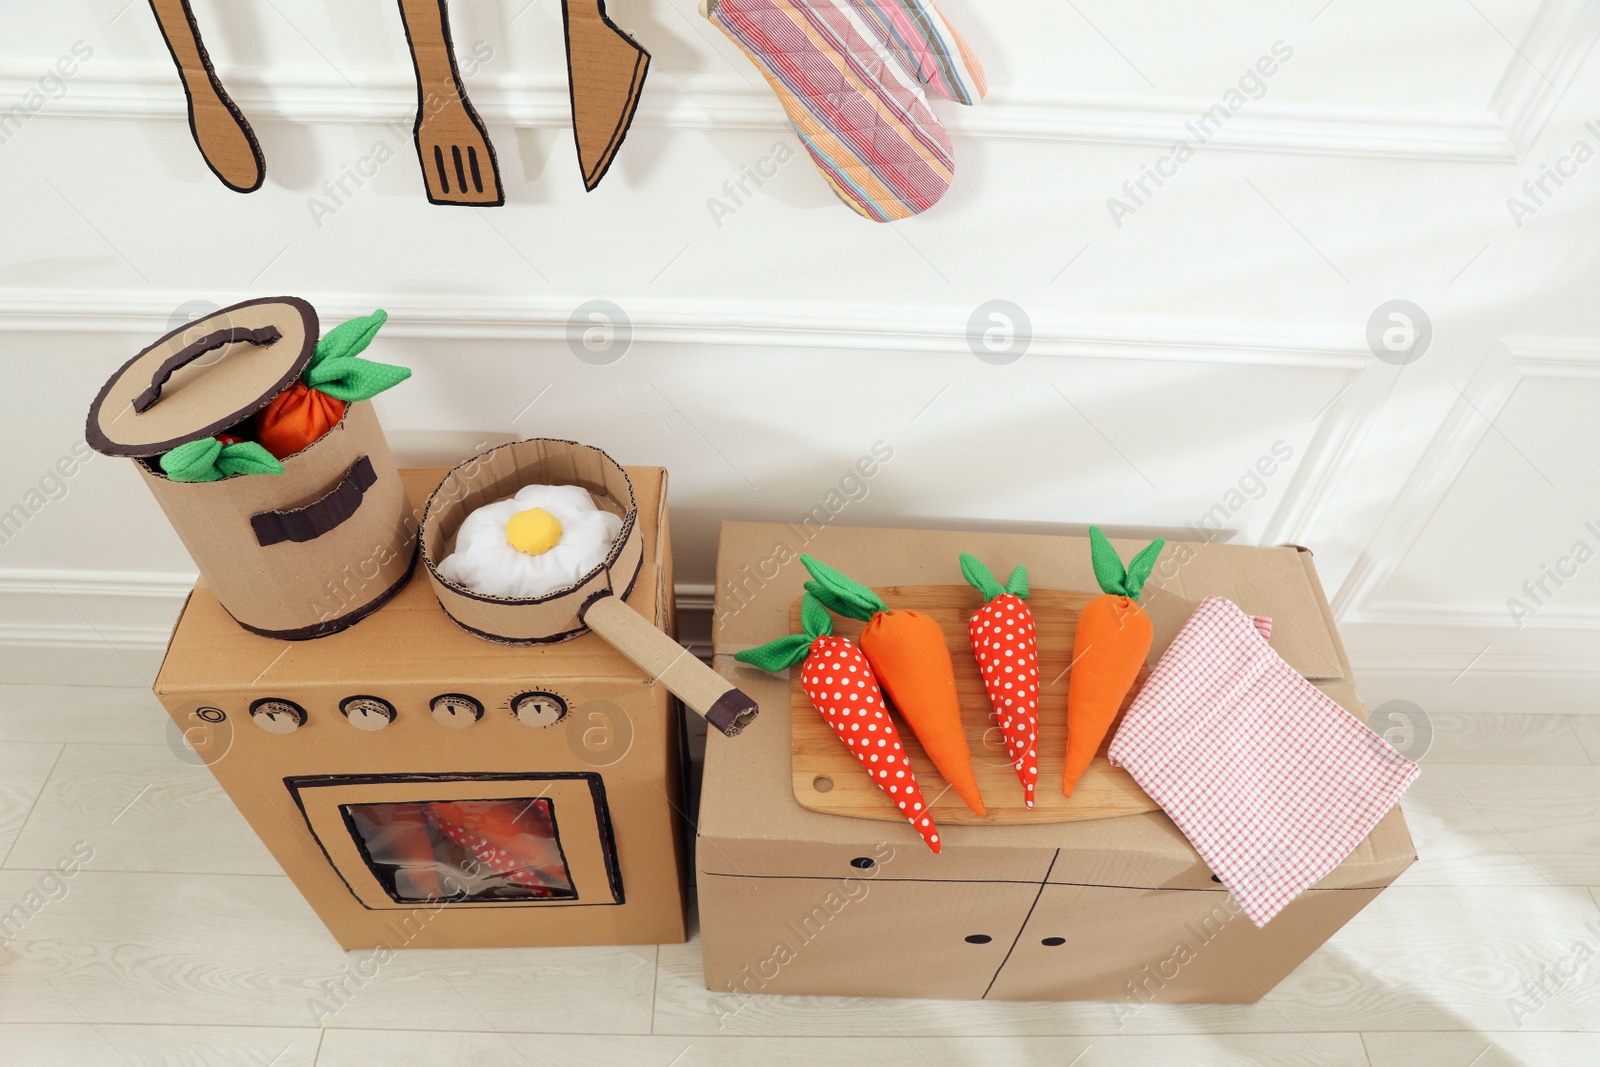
[960,553,1040,807]
[736,594,942,853]
[802,555,985,817]
[1063,527,1165,797]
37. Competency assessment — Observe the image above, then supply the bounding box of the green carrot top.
[1088,526,1165,601]
[735,594,834,672]
[959,552,1028,603]
[302,310,410,402]
[800,554,889,622]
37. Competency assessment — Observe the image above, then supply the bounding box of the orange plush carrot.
[1062,527,1165,797]
[803,555,986,816]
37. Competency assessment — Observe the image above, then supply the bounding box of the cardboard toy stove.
[153,467,690,950]
[702,522,1417,1004]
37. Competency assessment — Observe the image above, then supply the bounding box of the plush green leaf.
[1123,538,1166,601]
[160,438,284,482]
[734,633,814,672]
[1088,526,1129,597]
[1004,564,1029,600]
[303,310,412,402]
[959,552,1005,602]
[800,593,833,639]
[799,555,886,620]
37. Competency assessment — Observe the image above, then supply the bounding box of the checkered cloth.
[1108,596,1419,926]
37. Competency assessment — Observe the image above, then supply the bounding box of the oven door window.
[345,798,576,904]
[286,773,623,910]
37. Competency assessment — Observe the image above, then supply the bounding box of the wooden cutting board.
[790,586,1159,825]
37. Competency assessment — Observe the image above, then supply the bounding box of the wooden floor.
[0,684,1596,1066]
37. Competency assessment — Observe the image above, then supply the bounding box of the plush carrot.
[1063,527,1165,797]
[256,310,410,459]
[737,595,942,852]
[960,553,1040,807]
[802,555,985,817]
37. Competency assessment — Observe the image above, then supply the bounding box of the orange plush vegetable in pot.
[736,594,942,852]
[255,310,409,459]
[802,555,986,816]
[1062,526,1164,797]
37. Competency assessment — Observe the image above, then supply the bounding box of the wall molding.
[1333,337,1600,628]
[0,568,716,683]
[1488,0,1600,159]
[16,0,1600,164]
[0,289,1371,369]
[2,66,1522,163]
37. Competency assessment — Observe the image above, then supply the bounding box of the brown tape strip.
[131,326,282,413]
[250,455,377,547]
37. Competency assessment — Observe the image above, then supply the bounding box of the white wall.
[1,0,1597,711]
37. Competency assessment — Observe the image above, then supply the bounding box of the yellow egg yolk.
[505,507,563,556]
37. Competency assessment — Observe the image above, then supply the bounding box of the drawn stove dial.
[511,690,568,728]
[340,696,396,731]
[249,698,306,734]
[430,693,484,728]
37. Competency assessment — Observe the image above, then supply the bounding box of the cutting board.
[790,585,1159,825]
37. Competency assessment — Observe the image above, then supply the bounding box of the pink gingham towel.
[1108,596,1419,926]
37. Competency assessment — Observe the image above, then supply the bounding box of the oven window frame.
[285,771,625,910]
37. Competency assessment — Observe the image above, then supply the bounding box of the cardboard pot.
[420,438,758,736]
[85,296,417,639]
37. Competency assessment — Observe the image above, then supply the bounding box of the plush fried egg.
[438,484,623,599]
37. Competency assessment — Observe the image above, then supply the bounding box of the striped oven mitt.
[707,0,986,221]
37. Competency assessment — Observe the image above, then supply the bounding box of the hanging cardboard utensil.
[146,0,265,193]
[421,439,758,736]
[562,0,650,190]
[85,297,418,639]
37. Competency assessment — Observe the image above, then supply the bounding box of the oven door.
[286,773,623,911]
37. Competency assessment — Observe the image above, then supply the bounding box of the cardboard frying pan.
[420,439,758,737]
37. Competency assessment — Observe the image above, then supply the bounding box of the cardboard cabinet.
[700,521,1416,1002]
[702,871,1038,1001]
[987,881,1381,1004]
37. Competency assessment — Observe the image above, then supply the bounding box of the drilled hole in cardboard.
[849,857,875,869]
[1210,874,1223,883]
[1041,937,1066,947]
[964,934,993,944]
[813,776,834,793]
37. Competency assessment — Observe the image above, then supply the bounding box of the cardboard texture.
[153,467,688,950]
[790,586,1160,824]
[397,0,504,206]
[700,522,1416,1003]
[562,0,651,190]
[422,439,758,734]
[146,0,264,192]
[87,299,417,639]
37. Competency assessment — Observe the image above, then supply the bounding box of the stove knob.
[340,696,396,731]
[431,693,483,728]
[249,698,306,734]
[511,690,568,728]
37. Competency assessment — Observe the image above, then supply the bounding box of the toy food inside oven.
[287,773,624,910]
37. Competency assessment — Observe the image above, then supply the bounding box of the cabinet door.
[986,883,1380,1004]
[700,874,1038,1000]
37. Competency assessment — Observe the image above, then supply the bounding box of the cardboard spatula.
[561,0,650,191]
[146,0,264,193]
[397,0,504,206]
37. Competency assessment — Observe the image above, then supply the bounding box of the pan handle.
[580,594,758,737]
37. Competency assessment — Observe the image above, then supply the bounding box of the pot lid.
[86,296,319,457]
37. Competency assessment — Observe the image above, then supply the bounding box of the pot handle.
[132,326,283,413]
[251,456,376,547]
[580,594,759,737]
